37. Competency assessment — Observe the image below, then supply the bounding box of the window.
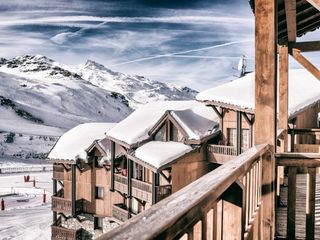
[170,123,184,142]
[227,128,237,146]
[242,129,250,149]
[154,124,166,141]
[133,163,143,181]
[95,186,104,199]
[94,217,103,230]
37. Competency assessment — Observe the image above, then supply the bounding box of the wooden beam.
[284,0,297,42]
[290,41,320,52]
[306,0,320,11]
[255,0,277,239]
[110,141,115,191]
[278,45,289,153]
[71,164,76,217]
[236,111,242,155]
[211,105,223,119]
[290,48,320,80]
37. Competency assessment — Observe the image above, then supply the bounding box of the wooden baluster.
[287,167,297,239]
[306,167,316,240]
[202,213,207,240]
[187,227,194,240]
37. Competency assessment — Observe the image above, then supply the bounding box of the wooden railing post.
[221,182,244,239]
[237,111,243,156]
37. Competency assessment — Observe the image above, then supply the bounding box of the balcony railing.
[51,225,82,240]
[131,178,152,202]
[114,173,128,194]
[112,203,130,222]
[51,197,83,215]
[156,185,172,202]
[98,144,270,240]
[53,164,64,180]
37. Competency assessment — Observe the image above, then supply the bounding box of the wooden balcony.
[51,197,83,215]
[112,203,130,222]
[99,144,270,239]
[207,144,237,164]
[53,164,64,180]
[114,173,128,195]
[51,225,82,240]
[156,185,172,202]
[131,178,152,202]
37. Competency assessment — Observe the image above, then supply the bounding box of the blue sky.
[0,0,318,90]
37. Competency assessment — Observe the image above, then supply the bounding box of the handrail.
[97,144,270,240]
[288,128,320,134]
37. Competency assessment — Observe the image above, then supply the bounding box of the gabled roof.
[196,69,320,118]
[48,122,116,162]
[149,105,219,143]
[128,141,195,172]
[106,101,217,148]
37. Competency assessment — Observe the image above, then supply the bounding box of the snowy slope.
[0,55,197,164]
[77,60,198,109]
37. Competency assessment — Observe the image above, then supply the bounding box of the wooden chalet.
[48,123,123,240]
[97,0,320,239]
[106,101,221,222]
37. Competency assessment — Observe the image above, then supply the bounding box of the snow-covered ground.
[0,172,52,240]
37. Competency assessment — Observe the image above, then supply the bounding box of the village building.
[49,101,222,239]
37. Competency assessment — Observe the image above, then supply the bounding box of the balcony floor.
[276,174,320,239]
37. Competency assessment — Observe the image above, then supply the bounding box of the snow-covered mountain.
[77,60,198,109]
[0,55,197,164]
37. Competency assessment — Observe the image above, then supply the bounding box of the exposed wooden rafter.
[306,0,320,11]
[290,41,320,52]
[211,105,224,119]
[285,0,297,42]
[290,48,320,80]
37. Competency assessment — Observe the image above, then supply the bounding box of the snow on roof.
[48,122,116,161]
[134,141,193,169]
[196,69,320,116]
[107,100,209,146]
[170,105,219,140]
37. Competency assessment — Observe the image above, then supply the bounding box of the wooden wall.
[171,145,210,193]
[63,147,122,217]
[221,109,251,144]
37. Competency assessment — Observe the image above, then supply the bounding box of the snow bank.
[107,101,204,146]
[48,122,115,161]
[134,141,193,169]
[197,69,320,117]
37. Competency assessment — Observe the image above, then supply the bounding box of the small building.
[106,102,220,220]
[196,68,320,162]
[48,122,121,239]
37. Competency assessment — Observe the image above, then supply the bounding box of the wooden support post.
[110,141,115,192]
[237,111,242,155]
[127,158,133,219]
[53,179,57,223]
[284,0,296,42]
[221,182,243,240]
[152,172,159,204]
[287,167,296,239]
[71,164,76,217]
[306,167,316,240]
[255,0,277,238]
[278,45,289,148]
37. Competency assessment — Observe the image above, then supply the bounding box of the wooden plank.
[290,48,320,80]
[201,214,207,240]
[306,0,320,11]
[306,168,316,239]
[284,0,297,42]
[290,41,320,52]
[287,167,297,239]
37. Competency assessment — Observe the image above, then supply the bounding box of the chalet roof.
[106,101,216,148]
[132,141,194,170]
[249,0,320,42]
[196,68,320,118]
[48,122,116,162]
[149,105,219,143]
